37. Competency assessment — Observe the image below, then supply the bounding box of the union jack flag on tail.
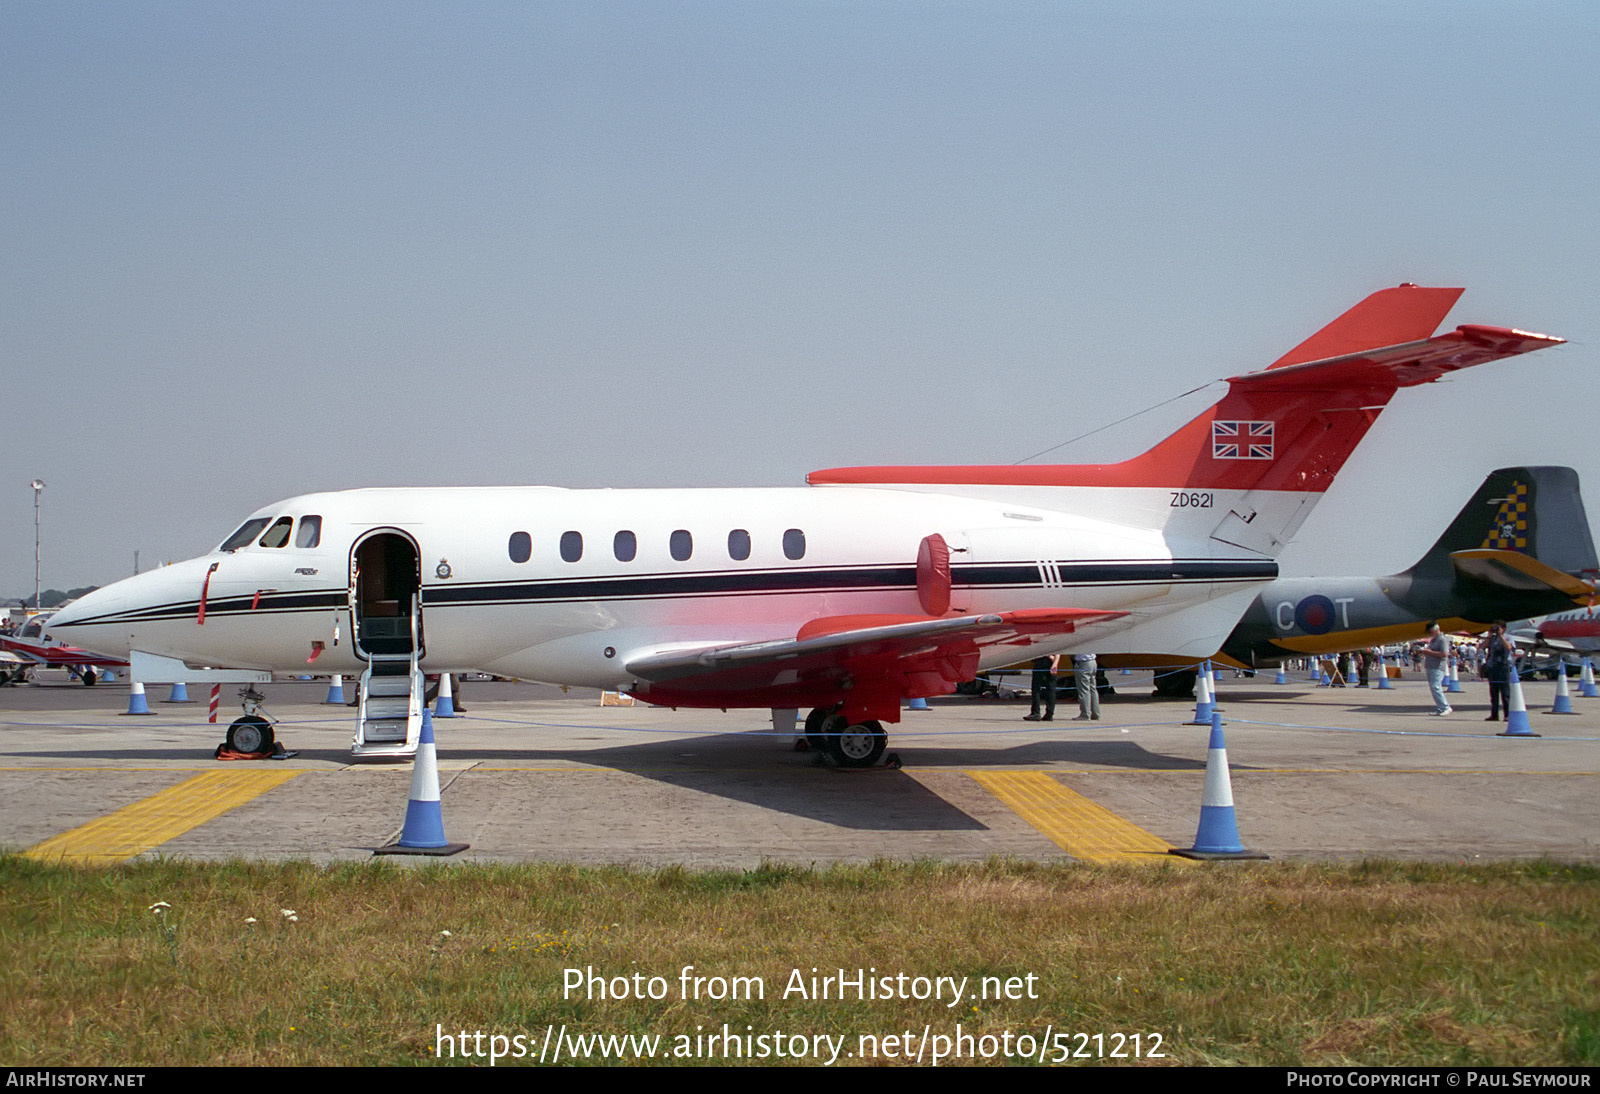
[1212,420,1274,460]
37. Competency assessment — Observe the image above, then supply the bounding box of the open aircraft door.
[349,529,425,661]
[348,529,426,758]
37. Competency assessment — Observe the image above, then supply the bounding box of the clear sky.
[4,1,1597,598]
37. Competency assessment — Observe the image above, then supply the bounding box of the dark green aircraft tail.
[1402,467,1598,594]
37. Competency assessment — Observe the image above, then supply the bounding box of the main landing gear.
[803,707,888,768]
[1152,668,1197,699]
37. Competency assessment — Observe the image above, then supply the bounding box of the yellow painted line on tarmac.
[22,769,305,865]
[969,770,1183,865]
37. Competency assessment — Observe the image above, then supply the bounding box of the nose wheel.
[218,686,282,756]
[225,714,276,754]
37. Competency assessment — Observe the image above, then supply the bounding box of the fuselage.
[1218,571,1588,666]
[47,483,1279,694]
[1534,607,1600,653]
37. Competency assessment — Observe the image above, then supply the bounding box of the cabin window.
[670,529,693,561]
[259,517,293,549]
[783,528,806,560]
[614,531,636,562]
[728,528,751,561]
[560,531,583,563]
[295,516,322,548]
[508,531,531,564]
[220,517,271,552]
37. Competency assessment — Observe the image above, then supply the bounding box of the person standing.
[1480,622,1514,722]
[1026,655,1057,721]
[1421,622,1452,715]
[1073,652,1100,720]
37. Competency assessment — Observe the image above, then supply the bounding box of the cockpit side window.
[220,517,272,552]
[259,517,294,548]
[295,516,322,548]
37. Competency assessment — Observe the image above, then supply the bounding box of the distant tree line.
[4,588,100,609]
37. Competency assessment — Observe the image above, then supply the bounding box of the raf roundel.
[1293,595,1337,635]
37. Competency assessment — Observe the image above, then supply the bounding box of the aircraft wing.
[624,608,1126,713]
[1449,549,1596,600]
[0,636,129,669]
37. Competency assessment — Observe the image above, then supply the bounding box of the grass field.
[2,855,1597,1067]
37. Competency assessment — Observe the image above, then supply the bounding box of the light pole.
[31,479,44,611]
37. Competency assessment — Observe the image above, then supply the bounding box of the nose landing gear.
[218,686,286,757]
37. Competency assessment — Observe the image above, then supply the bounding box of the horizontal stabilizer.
[1230,325,1564,391]
[1449,550,1596,600]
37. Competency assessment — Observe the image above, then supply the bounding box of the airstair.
[351,593,424,759]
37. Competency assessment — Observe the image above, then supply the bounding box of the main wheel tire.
[804,707,843,752]
[1152,668,1196,699]
[226,715,275,754]
[827,720,886,768]
[81,667,97,686]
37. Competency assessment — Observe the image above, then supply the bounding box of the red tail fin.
[808,286,1561,494]
[1267,284,1462,368]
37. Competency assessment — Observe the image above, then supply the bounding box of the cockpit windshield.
[258,517,294,549]
[220,517,272,552]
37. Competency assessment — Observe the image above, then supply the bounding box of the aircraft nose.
[42,583,123,642]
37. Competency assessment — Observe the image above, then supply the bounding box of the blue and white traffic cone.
[1580,658,1598,699]
[1213,667,1224,684]
[122,681,153,716]
[907,696,929,710]
[1446,656,1462,693]
[378,712,468,855]
[1187,662,1216,725]
[434,673,456,718]
[1173,711,1266,859]
[1550,663,1576,714]
[324,674,346,704]
[1376,652,1394,690]
[165,682,192,703]
[1273,665,1286,685]
[1500,667,1539,737]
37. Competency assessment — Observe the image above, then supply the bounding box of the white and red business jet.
[46,286,1562,763]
